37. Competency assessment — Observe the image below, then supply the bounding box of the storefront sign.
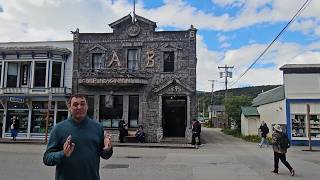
[9,97,24,103]
[78,78,148,84]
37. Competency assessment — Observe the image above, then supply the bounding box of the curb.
[0,139,197,149]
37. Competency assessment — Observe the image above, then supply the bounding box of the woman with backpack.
[271,124,295,176]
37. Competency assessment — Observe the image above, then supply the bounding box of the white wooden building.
[0,41,73,139]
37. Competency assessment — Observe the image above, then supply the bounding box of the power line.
[230,0,312,88]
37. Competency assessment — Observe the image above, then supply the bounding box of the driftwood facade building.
[72,14,197,142]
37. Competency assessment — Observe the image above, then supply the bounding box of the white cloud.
[217,34,228,43]
[196,39,320,91]
[291,18,319,35]
[221,42,231,48]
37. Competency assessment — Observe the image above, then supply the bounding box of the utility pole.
[218,65,234,96]
[218,65,233,128]
[208,80,215,127]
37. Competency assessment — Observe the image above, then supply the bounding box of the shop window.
[7,62,18,87]
[56,111,68,124]
[57,101,68,109]
[127,49,138,72]
[34,62,47,87]
[163,51,174,72]
[291,114,306,137]
[0,104,3,135]
[92,53,103,70]
[6,109,29,133]
[51,62,62,87]
[310,115,320,138]
[128,95,139,128]
[99,95,123,128]
[32,101,55,110]
[31,101,55,133]
[31,110,54,133]
[56,101,68,124]
[7,101,28,109]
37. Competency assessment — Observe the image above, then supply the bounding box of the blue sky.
[0,0,319,91]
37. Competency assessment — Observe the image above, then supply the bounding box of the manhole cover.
[125,156,141,159]
[103,164,129,169]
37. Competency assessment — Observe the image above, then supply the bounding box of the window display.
[31,110,54,133]
[310,115,320,138]
[31,101,55,133]
[6,110,29,133]
[291,114,306,137]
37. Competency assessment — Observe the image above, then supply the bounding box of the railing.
[0,87,71,95]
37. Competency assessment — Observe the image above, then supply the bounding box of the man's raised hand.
[63,135,75,157]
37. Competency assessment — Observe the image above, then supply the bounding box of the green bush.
[222,128,273,144]
[221,128,242,138]
[242,135,260,143]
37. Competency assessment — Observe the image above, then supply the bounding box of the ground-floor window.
[310,115,320,138]
[31,101,54,133]
[0,110,4,135]
[86,95,94,119]
[100,95,123,128]
[56,101,68,124]
[56,111,68,124]
[31,110,54,133]
[291,114,320,138]
[6,110,29,133]
[128,95,139,128]
[291,114,306,137]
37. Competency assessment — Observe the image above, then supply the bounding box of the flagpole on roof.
[132,0,136,24]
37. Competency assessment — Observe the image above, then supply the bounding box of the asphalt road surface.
[0,128,320,180]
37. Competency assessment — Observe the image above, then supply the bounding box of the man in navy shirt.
[43,94,113,180]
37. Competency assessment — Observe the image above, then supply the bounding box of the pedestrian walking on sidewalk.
[43,94,113,180]
[271,124,295,176]
[258,121,269,147]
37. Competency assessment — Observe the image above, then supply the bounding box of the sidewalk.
[0,138,196,149]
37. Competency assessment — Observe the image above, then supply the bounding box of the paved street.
[1,128,320,180]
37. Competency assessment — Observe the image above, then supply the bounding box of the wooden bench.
[124,130,136,143]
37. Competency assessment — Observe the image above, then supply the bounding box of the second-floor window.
[20,64,29,86]
[51,62,62,87]
[34,62,46,87]
[164,51,174,72]
[92,53,103,70]
[7,62,18,87]
[0,63,2,85]
[127,49,138,71]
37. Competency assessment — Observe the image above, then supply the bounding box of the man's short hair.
[67,94,87,105]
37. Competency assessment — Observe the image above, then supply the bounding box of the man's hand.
[63,135,75,157]
[103,133,112,151]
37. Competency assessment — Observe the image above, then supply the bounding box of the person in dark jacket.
[258,121,269,147]
[118,119,128,143]
[191,119,201,146]
[135,125,145,143]
[43,94,113,180]
[271,124,294,176]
